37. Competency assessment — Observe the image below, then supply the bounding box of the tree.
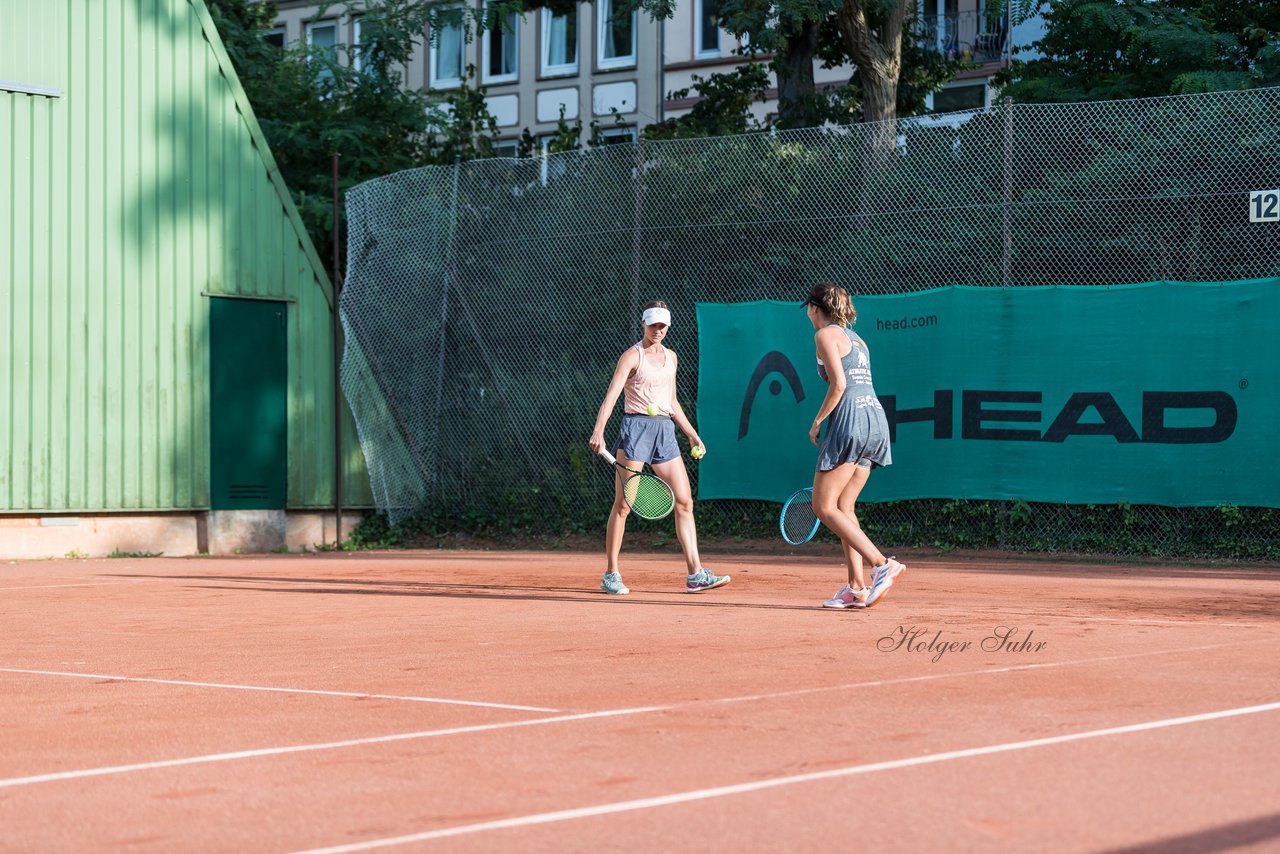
[363,0,964,131]
[998,0,1280,103]
[835,0,914,125]
[714,0,833,128]
[643,65,770,140]
[210,0,980,265]
[717,0,966,129]
[209,0,506,266]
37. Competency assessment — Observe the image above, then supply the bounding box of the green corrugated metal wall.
[0,0,372,512]
[0,2,65,94]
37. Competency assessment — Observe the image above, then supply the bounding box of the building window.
[352,18,365,73]
[695,0,720,58]
[597,0,636,70]
[306,21,338,84]
[262,26,286,48]
[596,126,636,146]
[429,9,465,89]
[493,139,521,158]
[541,8,578,76]
[306,22,337,54]
[483,4,518,83]
[932,83,986,113]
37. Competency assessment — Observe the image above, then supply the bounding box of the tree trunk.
[859,66,898,124]
[859,70,899,172]
[836,0,914,178]
[774,20,820,129]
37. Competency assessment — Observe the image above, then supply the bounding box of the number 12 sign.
[1250,189,1280,222]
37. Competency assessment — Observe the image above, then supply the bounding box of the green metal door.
[210,298,287,509]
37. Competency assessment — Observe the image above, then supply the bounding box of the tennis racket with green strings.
[779,487,820,545]
[599,450,676,520]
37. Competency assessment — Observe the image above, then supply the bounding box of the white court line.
[0,668,558,713]
[293,700,1280,853]
[0,638,1268,791]
[0,706,667,790]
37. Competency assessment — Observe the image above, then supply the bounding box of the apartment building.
[267,0,1039,149]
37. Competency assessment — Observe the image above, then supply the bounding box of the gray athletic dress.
[816,328,892,471]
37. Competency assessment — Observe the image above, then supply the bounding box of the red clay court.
[2,548,1279,852]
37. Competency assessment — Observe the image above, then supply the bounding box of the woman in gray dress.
[805,282,906,609]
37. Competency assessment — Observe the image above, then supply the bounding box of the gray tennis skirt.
[616,414,681,465]
[817,401,893,472]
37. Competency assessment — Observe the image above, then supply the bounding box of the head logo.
[739,351,805,439]
[881,389,1238,443]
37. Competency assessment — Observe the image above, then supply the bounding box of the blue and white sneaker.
[686,568,730,593]
[863,559,905,608]
[601,571,630,595]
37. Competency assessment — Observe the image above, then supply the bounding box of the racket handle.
[599,449,618,466]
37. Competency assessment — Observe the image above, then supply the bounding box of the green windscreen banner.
[695,280,1280,507]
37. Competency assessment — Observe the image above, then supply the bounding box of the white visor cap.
[642,307,672,327]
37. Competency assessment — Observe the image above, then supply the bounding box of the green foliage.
[1008,498,1033,526]
[892,34,972,117]
[107,550,164,558]
[347,498,1280,560]
[424,68,506,162]
[999,0,1280,103]
[210,0,974,275]
[588,110,635,148]
[208,0,285,82]
[542,106,639,154]
[717,0,968,127]
[850,500,1280,559]
[645,65,771,140]
[209,0,530,266]
[545,105,587,155]
[343,511,400,549]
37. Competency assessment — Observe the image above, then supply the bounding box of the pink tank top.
[623,343,676,416]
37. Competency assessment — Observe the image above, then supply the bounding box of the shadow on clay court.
[104,573,828,611]
[101,569,1280,623]
[1102,811,1280,854]
[172,550,1280,581]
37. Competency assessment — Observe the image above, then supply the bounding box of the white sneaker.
[822,584,869,609]
[864,559,905,608]
[601,571,630,595]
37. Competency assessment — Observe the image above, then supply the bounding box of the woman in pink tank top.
[588,300,730,596]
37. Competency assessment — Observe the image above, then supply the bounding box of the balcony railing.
[917,11,1008,64]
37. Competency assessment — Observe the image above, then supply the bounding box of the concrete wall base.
[0,511,365,559]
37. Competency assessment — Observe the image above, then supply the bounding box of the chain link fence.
[341,86,1280,558]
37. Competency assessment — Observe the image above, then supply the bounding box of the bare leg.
[812,463,888,568]
[604,450,631,573]
[837,467,870,588]
[651,456,701,574]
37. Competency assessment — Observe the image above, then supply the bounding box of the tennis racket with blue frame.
[779,487,820,544]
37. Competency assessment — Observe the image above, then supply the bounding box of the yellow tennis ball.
[645,403,659,416]
[691,445,706,459]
